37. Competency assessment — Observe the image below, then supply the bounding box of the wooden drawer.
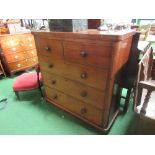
[36,38,63,58]
[26,57,38,66]
[0,34,35,54]
[5,49,37,63]
[4,52,25,63]
[4,49,37,63]
[8,56,38,71]
[24,49,37,58]
[20,35,36,51]
[0,36,21,53]
[45,86,103,126]
[42,72,105,109]
[63,41,111,68]
[39,56,107,91]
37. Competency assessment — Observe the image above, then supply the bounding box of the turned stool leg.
[140,89,152,115]
[14,91,20,100]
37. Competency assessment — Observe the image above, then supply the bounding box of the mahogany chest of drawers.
[0,33,38,75]
[33,29,135,132]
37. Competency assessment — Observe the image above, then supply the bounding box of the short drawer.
[39,56,108,91]
[0,36,21,53]
[26,56,38,66]
[0,35,36,53]
[20,35,36,51]
[4,52,25,63]
[42,72,105,109]
[4,50,37,63]
[63,41,111,68]
[45,86,103,126]
[24,49,37,58]
[8,56,38,71]
[35,38,63,58]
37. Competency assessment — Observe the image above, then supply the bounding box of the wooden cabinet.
[0,33,38,75]
[33,29,135,132]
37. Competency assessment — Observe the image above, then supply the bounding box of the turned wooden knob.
[51,80,56,85]
[53,94,58,99]
[48,64,54,68]
[44,46,51,51]
[80,107,87,114]
[80,51,87,57]
[80,72,87,79]
[80,91,87,97]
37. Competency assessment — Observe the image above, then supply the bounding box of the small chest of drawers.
[33,30,135,132]
[0,33,38,75]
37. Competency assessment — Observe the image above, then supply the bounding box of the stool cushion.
[13,73,41,91]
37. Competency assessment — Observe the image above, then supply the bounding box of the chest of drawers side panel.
[102,36,133,127]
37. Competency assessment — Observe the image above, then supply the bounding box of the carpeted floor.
[0,74,138,135]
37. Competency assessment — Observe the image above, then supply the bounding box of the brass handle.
[80,51,87,57]
[80,91,87,97]
[53,94,58,99]
[44,46,51,51]
[51,80,56,85]
[80,72,87,79]
[48,64,54,68]
[80,107,87,114]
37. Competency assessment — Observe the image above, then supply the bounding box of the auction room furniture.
[0,33,38,75]
[134,47,155,134]
[12,64,43,100]
[115,32,141,113]
[0,59,6,77]
[33,29,136,132]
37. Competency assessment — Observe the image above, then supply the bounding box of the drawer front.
[0,36,21,53]
[26,57,38,65]
[20,34,36,51]
[24,49,37,58]
[4,50,37,63]
[36,38,63,58]
[4,52,25,63]
[0,34,36,53]
[42,72,105,109]
[8,56,38,71]
[39,56,107,91]
[45,86,103,126]
[63,41,111,68]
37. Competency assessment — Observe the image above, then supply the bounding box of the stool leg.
[0,61,6,78]
[38,87,44,98]
[14,91,20,100]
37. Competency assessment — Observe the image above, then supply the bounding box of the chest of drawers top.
[32,29,135,41]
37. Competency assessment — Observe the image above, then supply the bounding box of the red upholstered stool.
[12,65,43,100]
